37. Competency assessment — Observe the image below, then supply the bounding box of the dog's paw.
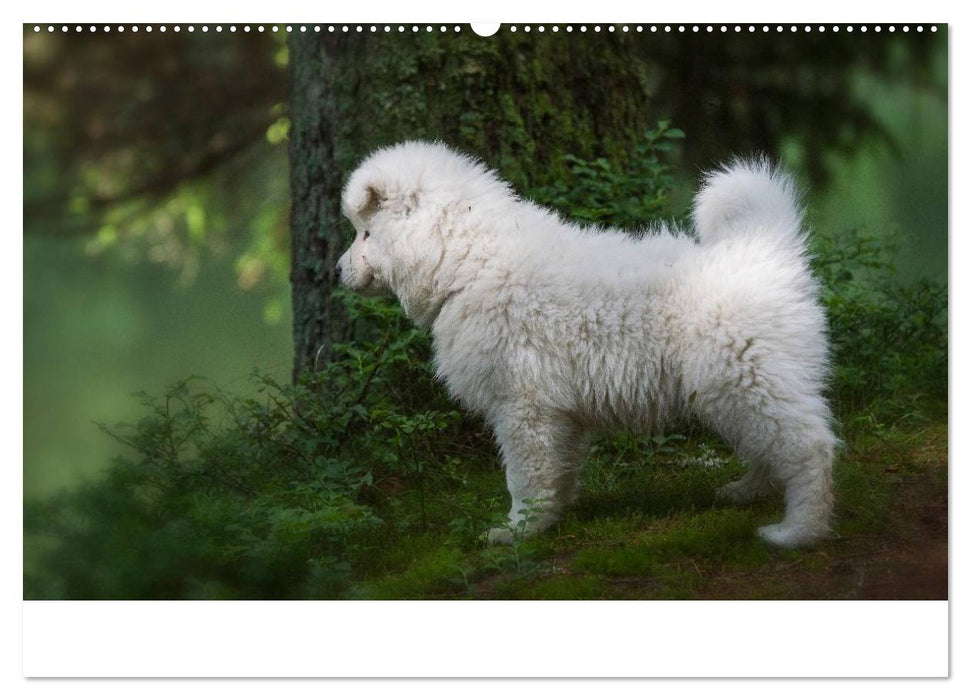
[756,523,792,547]
[757,522,824,549]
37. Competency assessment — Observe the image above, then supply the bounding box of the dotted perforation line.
[504,24,938,34]
[29,24,941,34]
[29,24,467,34]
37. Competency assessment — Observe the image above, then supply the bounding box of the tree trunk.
[287,34,345,381]
[286,30,661,380]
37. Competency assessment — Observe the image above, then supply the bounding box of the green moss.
[499,574,609,600]
[351,546,468,600]
[832,458,892,537]
[559,514,652,544]
[639,510,766,559]
[566,509,770,598]
[572,545,660,578]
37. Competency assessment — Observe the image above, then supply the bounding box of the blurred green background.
[23,26,946,536]
[24,29,294,499]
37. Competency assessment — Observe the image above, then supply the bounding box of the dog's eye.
[363,230,370,240]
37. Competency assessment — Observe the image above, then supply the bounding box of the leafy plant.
[532,120,686,230]
[811,227,947,417]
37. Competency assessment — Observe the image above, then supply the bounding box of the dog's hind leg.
[698,384,835,548]
[486,405,589,545]
[754,419,835,548]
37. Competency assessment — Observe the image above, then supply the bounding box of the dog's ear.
[343,163,420,222]
[343,172,385,222]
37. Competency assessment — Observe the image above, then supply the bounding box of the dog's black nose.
[335,264,342,282]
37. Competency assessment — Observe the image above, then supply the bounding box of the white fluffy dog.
[336,141,835,548]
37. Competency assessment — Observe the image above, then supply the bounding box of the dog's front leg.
[486,406,588,545]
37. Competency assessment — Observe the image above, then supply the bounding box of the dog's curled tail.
[693,158,805,246]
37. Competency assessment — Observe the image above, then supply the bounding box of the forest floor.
[352,408,948,601]
[23,396,947,601]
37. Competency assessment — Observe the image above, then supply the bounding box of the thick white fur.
[337,142,835,548]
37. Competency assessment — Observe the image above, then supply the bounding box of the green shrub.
[811,227,947,417]
[531,120,686,230]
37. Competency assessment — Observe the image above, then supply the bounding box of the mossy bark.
[288,34,340,381]
[287,30,661,379]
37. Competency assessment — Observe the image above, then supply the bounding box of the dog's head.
[336,145,428,296]
[336,141,502,325]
